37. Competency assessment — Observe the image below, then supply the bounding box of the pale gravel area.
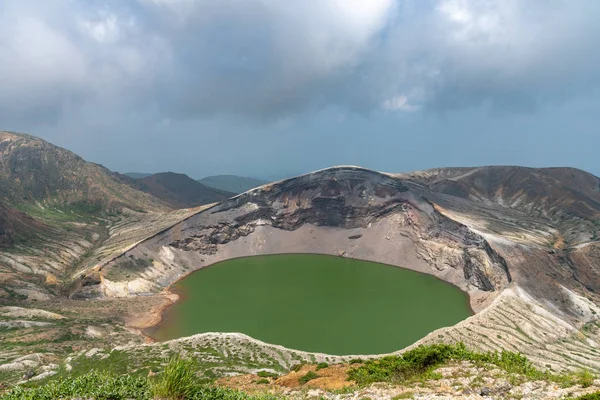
[0,306,65,320]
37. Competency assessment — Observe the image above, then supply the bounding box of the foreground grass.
[348,342,595,387]
[578,393,600,400]
[2,344,596,399]
[0,356,278,400]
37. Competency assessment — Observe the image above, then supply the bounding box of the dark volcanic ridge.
[124,172,152,179]
[136,172,235,209]
[197,175,269,194]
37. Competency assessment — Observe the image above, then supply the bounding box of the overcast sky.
[1,0,599,180]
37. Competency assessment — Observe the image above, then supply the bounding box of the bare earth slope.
[401,166,600,240]
[401,166,600,301]
[137,172,234,209]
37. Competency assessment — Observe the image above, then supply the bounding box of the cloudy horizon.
[2,0,600,180]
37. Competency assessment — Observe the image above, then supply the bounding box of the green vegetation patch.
[298,371,319,385]
[316,362,328,371]
[1,371,150,400]
[256,370,279,379]
[348,343,595,387]
[152,355,200,399]
[15,201,103,224]
[1,357,279,400]
[577,392,600,400]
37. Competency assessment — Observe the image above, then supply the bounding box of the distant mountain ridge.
[401,166,600,220]
[198,175,269,194]
[0,131,168,213]
[124,172,152,179]
[137,172,235,209]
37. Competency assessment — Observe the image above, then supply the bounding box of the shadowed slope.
[137,172,234,209]
[0,200,47,248]
[198,175,269,194]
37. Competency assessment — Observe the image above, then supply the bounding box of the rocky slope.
[400,166,600,306]
[137,172,234,209]
[401,166,600,244]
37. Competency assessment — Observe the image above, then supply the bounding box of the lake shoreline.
[144,253,475,355]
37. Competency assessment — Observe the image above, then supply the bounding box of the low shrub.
[577,392,600,400]
[152,355,198,399]
[0,355,281,400]
[347,342,576,386]
[1,372,279,400]
[256,370,279,379]
[316,362,329,371]
[577,369,596,388]
[290,363,303,372]
[348,343,469,385]
[298,371,319,385]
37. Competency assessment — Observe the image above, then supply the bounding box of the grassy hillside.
[0,131,168,214]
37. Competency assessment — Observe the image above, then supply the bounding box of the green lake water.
[148,254,473,355]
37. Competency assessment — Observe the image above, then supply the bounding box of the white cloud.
[1,0,600,124]
[381,0,600,113]
[80,13,124,44]
[383,95,419,112]
[0,9,87,118]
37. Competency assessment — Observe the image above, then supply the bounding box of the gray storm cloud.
[1,0,600,122]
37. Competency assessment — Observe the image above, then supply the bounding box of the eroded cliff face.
[76,167,514,308]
